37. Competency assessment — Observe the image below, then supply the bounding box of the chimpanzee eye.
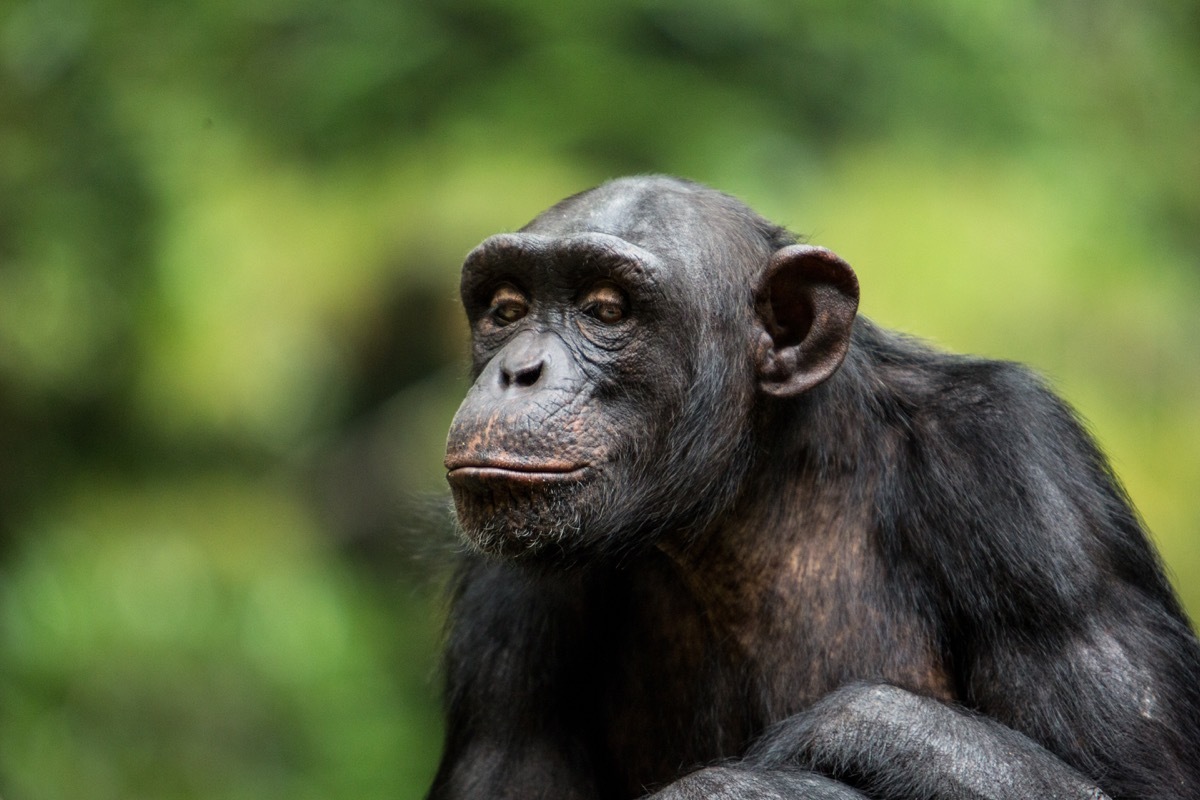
[581,281,628,324]
[489,285,528,325]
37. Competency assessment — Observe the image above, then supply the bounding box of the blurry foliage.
[0,0,1198,797]
[0,477,442,800]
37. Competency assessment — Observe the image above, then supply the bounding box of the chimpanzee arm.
[695,363,1198,800]
[645,686,1105,799]
[647,765,870,800]
[744,683,1107,800]
[426,557,605,800]
[879,362,1200,798]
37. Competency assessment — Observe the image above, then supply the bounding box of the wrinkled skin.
[446,203,768,560]
[433,176,1200,800]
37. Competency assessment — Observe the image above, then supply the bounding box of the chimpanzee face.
[445,178,857,561]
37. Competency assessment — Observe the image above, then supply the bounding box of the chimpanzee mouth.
[446,461,591,489]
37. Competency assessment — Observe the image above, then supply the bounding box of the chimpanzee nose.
[497,334,549,390]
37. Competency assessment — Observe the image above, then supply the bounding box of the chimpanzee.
[430,176,1200,800]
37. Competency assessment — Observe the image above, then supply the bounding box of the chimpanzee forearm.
[647,766,869,800]
[746,684,1108,800]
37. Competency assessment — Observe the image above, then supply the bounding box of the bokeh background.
[1,1,1198,798]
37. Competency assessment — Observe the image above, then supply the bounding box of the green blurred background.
[1,1,1198,798]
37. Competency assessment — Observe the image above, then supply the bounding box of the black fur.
[431,176,1200,799]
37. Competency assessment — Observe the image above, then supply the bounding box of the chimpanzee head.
[444,176,859,561]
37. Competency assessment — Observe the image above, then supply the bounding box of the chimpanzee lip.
[446,461,590,486]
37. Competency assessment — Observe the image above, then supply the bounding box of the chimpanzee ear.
[753,244,860,397]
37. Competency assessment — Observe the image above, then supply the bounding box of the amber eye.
[489,285,528,325]
[581,282,627,324]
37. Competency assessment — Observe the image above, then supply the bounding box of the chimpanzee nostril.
[499,357,545,389]
[511,360,543,388]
